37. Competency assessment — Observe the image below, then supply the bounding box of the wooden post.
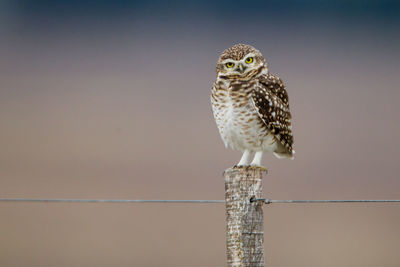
[224,167,265,267]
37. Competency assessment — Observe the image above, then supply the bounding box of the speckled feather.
[251,73,293,153]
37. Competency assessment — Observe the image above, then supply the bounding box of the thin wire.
[252,198,400,204]
[0,198,400,204]
[0,198,224,203]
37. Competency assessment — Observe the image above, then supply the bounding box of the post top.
[223,166,267,177]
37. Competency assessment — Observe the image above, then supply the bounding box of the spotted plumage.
[211,44,294,167]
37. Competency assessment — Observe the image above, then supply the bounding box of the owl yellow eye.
[225,62,234,68]
[245,57,253,64]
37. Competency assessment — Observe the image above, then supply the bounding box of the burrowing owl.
[211,44,294,167]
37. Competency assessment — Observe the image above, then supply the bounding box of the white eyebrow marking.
[220,59,238,64]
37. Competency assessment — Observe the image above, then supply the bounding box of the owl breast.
[211,80,277,152]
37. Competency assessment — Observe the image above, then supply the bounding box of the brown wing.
[251,73,294,153]
[259,73,290,107]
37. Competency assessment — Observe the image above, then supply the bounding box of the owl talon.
[231,165,267,173]
[233,164,249,169]
[249,165,267,172]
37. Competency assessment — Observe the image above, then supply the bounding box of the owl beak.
[236,63,247,74]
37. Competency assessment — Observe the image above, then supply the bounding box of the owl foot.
[249,165,267,172]
[232,164,267,172]
[233,164,249,169]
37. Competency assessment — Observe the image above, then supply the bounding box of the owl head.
[216,44,267,79]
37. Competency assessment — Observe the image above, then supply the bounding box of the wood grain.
[224,167,265,267]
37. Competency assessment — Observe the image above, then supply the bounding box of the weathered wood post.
[224,167,265,267]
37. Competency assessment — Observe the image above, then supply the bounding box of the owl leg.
[250,151,263,166]
[237,150,252,166]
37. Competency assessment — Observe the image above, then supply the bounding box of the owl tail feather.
[273,150,295,160]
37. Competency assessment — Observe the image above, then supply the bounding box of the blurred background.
[1,0,400,266]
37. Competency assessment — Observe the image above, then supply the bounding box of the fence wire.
[0,198,224,203]
[251,198,400,204]
[1,198,400,204]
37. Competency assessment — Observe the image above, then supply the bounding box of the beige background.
[1,2,400,266]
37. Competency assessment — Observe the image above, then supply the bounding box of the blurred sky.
[1,1,400,266]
